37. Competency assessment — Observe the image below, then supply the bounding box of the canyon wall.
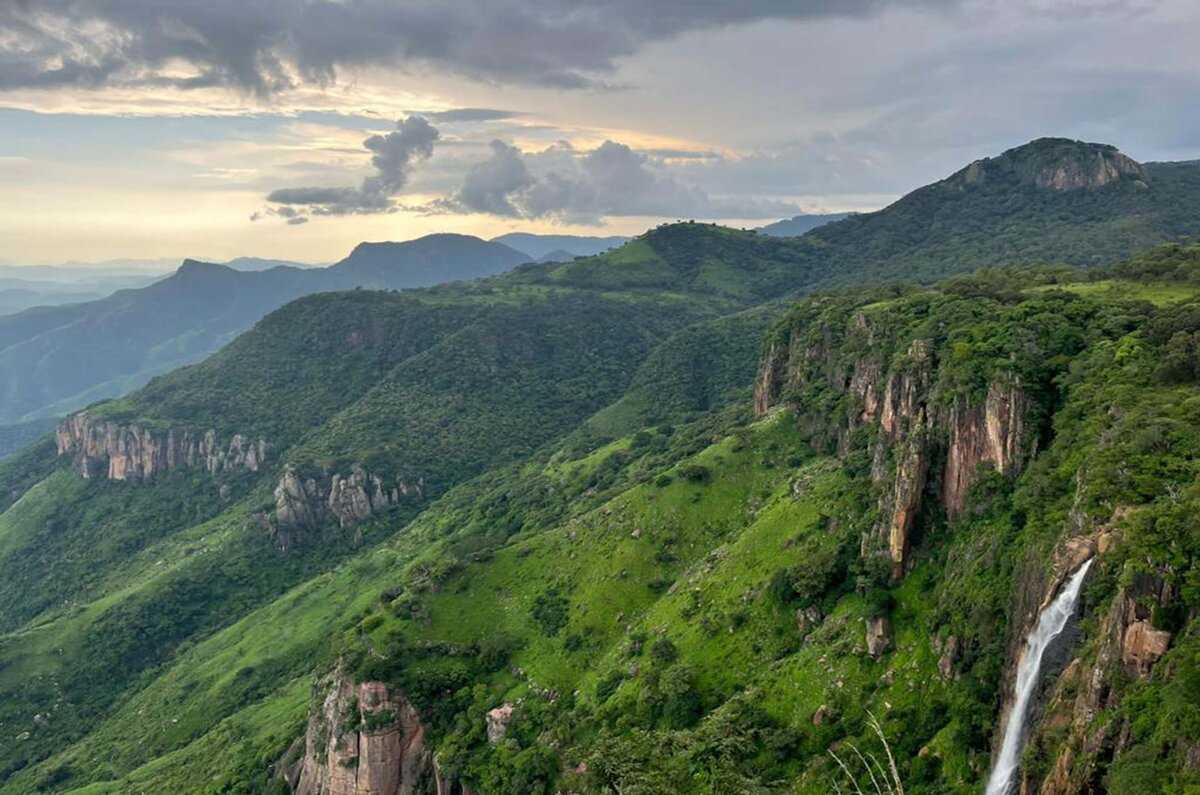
[755,310,1034,579]
[56,412,266,481]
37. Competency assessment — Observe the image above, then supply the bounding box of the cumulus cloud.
[264,115,438,219]
[433,139,798,223]
[0,1,959,98]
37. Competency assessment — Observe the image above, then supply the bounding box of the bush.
[596,670,625,703]
[531,588,570,636]
[650,637,679,664]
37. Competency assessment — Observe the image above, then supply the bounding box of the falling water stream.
[984,558,1094,795]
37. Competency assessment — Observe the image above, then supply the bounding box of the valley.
[0,139,1197,795]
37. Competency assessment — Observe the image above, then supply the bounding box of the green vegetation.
[3,142,1200,794]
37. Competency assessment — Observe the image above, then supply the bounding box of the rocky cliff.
[270,465,424,541]
[952,138,1149,192]
[56,412,267,481]
[281,672,436,795]
[1017,526,1180,795]
[756,310,1036,580]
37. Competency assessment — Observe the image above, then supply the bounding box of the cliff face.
[270,465,423,541]
[953,138,1149,192]
[756,312,1035,580]
[283,672,435,795]
[1023,533,1178,795]
[56,412,267,481]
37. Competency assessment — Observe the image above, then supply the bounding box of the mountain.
[0,271,166,316]
[0,285,104,316]
[806,137,1200,282]
[221,257,317,272]
[490,232,630,260]
[0,417,56,461]
[536,248,577,263]
[2,139,1200,795]
[0,234,529,425]
[756,212,852,237]
[331,234,529,283]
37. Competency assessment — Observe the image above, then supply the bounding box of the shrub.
[531,588,570,636]
[650,637,679,664]
[596,670,625,703]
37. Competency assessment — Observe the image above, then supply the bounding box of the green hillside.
[1,140,1200,795]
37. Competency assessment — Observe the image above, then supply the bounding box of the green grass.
[1028,279,1199,305]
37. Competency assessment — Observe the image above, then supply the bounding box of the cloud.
[264,115,438,218]
[0,1,960,98]
[433,139,798,223]
[421,108,523,123]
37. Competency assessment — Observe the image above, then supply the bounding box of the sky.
[1,0,1199,265]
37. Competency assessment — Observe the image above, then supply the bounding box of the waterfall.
[984,558,1094,795]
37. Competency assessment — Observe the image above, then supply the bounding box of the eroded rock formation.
[283,673,434,795]
[56,412,266,481]
[754,313,1035,580]
[272,465,424,534]
[953,139,1149,192]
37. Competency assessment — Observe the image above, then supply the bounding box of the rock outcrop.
[865,616,892,658]
[951,138,1149,192]
[56,412,266,481]
[941,379,1029,517]
[1121,620,1171,677]
[283,672,435,795]
[485,703,515,744]
[754,313,1035,580]
[271,465,424,535]
[1013,530,1177,795]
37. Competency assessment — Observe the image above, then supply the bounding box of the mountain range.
[490,233,631,260]
[0,138,1199,794]
[756,212,853,237]
[0,234,529,426]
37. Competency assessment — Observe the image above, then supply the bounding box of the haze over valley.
[1,3,1199,795]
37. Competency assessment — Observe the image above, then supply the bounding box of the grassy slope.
[5,235,1200,794]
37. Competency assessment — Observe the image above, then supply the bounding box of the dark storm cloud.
[265,115,438,218]
[433,139,797,223]
[0,1,960,96]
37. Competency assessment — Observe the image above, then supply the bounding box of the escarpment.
[755,310,1037,579]
[281,672,438,795]
[56,411,267,481]
[270,465,424,538]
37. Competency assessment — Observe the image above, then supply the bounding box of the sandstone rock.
[756,317,1038,583]
[866,616,892,658]
[941,379,1029,518]
[56,412,266,482]
[271,465,424,534]
[812,704,832,726]
[287,672,432,795]
[486,703,515,744]
[1121,621,1170,677]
